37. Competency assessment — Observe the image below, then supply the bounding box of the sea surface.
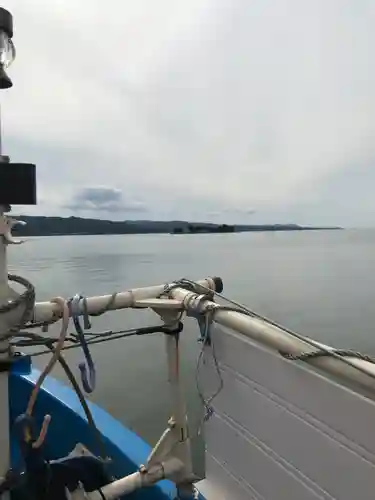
[7,229,375,463]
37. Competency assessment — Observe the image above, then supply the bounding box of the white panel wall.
[197,325,375,500]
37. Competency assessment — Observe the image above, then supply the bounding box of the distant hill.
[10,215,342,237]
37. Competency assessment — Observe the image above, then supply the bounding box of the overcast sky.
[2,0,375,226]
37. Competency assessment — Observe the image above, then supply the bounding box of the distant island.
[10,215,342,237]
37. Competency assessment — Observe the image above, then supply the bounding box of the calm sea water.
[7,229,375,450]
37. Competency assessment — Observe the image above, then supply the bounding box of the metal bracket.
[132,298,184,330]
[141,416,177,471]
[0,214,26,245]
[133,298,183,310]
[139,415,196,487]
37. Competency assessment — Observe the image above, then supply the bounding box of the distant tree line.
[10,215,341,237]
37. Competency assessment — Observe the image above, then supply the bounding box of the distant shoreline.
[12,215,343,237]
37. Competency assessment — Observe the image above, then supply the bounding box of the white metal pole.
[87,458,183,499]
[0,97,12,493]
[0,207,11,495]
[165,333,188,434]
[33,278,216,323]
[168,287,375,395]
[0,107,20,497]
[0,213,6,284]
[164,332,193,479]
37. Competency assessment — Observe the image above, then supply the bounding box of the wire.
[195,311,223,433]
[29,331,138,356]
[11,324,174,357]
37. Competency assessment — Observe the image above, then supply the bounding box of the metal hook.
[70,294,96,393]
[14,413,51,450]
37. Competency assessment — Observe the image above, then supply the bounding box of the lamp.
[0,8,15,89]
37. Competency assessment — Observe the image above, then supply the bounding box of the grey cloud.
[65,187,147,214]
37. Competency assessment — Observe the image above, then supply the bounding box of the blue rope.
[70,294,96,394]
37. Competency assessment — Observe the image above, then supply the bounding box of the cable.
[26,297,70,417]
[45,343,109,462]
[0,342,111,495]
[12,332,109,459]
[280,349,375,363]
[0,274,35,316]
[177,278,375,381]
[0,274,36,356]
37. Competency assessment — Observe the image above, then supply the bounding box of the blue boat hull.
[8,357,181,499]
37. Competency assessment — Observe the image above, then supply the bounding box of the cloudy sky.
[2,0,375,226]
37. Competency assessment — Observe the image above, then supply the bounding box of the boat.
[2,6,375,499]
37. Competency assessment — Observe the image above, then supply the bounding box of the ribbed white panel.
[197,325,375,500]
